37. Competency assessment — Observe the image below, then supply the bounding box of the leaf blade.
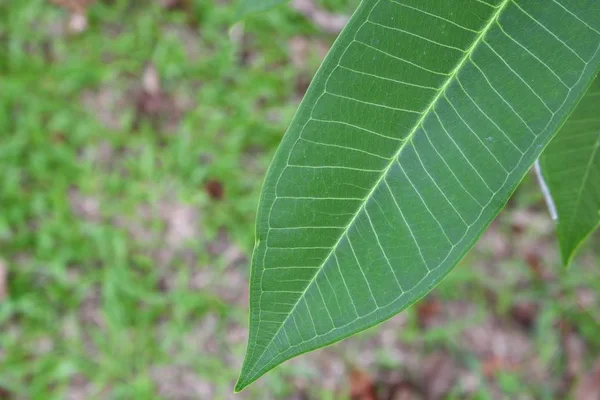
[238,0,600,391]
[540,74,600,266]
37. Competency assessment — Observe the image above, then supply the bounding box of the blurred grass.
[0,1,599,399]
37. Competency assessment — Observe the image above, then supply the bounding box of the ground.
[0,1,599,399]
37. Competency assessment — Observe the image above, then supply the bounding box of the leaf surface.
[238,0,600,390]
[540,74,600,265]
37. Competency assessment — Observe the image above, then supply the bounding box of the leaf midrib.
[245,0,511,380]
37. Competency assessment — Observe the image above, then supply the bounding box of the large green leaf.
[237,0,600,391]
[540,74,600,266]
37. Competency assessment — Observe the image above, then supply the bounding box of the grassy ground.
[1,1,599,399]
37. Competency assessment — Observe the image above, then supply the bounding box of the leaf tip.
[234,367,258,393]
[561,254,573,269]
[557,230,594,269]
[234,351,260,392]
[557,238,573,268]
[233,379,246,393]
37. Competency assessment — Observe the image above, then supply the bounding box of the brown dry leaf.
[481,356,504,378]
[349,367,378,400]
[0,258,6,301]
[574,358,600,400]
[415,297,441,329]
[524,250,549,280]
[291,0,349,34]
[481,356,517,379]
[204,179,224,201]
[510,302,539,329]
[0,385,12,399]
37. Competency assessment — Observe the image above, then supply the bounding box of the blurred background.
[1,1,599,399]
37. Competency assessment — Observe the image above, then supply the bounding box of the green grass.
[0,1,598,399]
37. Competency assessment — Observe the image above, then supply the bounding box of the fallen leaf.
[349,367,378,400]
[204,179,224,201]
[481,356,516,378]
[0,385,12,399]
[524,250,550,281]
[415,297,441,329]
[52,131,67,143]
[510,302,539,329]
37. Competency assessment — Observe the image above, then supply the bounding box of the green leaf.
[236,0,289,19]
[540,74,600,266]
[237,0,600,391]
